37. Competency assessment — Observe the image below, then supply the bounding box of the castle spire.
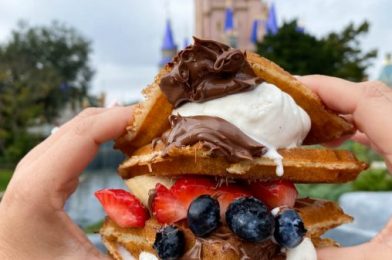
[224,7,234,32]
[266,2,278,35]
[250,20,259,44]
[223,0,237,48]
[379,53,392,87]
[159,19,178,67]
[162,19,177,50]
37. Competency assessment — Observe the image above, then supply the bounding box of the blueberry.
[187,195,220,237]
[225,197,274,242]
[153,225,185,260]
[274,209,307,248]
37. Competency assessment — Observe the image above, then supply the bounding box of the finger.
[353,81,392,156]
[16,107,107,171]
[351,131,371,147]
[300,76,392,158]
[299,75,359,114]
[6,106,134,209]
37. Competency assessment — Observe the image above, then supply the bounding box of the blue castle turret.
[379,53,392,87]
[159,19,177,67]
[250,20,259,44]
[265,2,278,35]
[224,6,238,48]
[224,8,234,32]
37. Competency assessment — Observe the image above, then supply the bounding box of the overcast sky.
[0,0,390,104]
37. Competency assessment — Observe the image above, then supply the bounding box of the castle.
[158,1,392,88]
[160,0,278,67]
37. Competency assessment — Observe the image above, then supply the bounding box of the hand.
[0,106,134,259]
[299,75,392,260]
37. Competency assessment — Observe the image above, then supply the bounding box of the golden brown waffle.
[118,142,367,183]
[114,66,173,155]
[114,52,354,155]
[100,198,351,260]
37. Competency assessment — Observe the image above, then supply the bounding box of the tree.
[257,20,377,81]
[0,21,94,164]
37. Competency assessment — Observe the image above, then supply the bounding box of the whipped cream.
[286,237,317,260]
[173,82,311,175]
[117,244,158,260]
[139,251,158,260]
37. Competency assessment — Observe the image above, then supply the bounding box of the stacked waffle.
[96,38,366,260]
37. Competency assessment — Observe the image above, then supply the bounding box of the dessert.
[96,38,366,260]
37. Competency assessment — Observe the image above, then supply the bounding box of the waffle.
[106,40,364,259]
[114,52,354,155]
[100,198,352,260]
[118,142,366,183]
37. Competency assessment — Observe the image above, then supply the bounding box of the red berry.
[95,189,148,228]
[152,184,187,224]
[249,180,298,209]
[215,184,251,218]
[170,176,215,209]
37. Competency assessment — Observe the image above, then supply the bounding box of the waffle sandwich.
[96,38,366,260]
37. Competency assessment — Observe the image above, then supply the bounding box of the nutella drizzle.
[180,226,285,260]
[160,37,263,107]
[152,38,280,258]
[158,115,267,163]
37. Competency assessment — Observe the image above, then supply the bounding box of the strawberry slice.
[215,184,251,216]
[249,180,298,209]
[151,184,187,224]
[95,189,148,228]
[170,176,216,209]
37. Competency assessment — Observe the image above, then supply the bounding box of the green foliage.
[84,219,104,234]
[0,168,13,191]
[297,183,354,201]
[257,20,377,81]
[353,169,392,191]
[0,21,93,164]
[339,141,382,163]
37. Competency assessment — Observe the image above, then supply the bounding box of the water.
[65,169,127,227]
[324,192,392,246]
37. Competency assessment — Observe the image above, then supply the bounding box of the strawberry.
[214,184,251,218]
[152,184,187,224]
[95,189,148,228]
[170,176,216,209]
[248,180,298,209]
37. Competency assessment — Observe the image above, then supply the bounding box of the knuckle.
[360,80,391,99]
[73,116,95,138]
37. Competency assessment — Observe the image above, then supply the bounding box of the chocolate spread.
[160,37,262,107]
[158,115,267,163]
[181,227,285,260]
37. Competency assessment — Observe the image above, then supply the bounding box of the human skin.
[299,75,392,260]
[0,76,391,259]
[0,106,135,259]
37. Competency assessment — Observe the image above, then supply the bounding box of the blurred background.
[1,0,392,248]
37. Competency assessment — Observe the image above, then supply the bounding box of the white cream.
[173,82,311,175]
[139,251,158,260]
[117,245,158,260]
[286,237,317,260]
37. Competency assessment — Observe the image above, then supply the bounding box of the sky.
[0,0,390,104]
